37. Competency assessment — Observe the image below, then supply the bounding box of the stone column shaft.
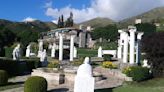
[129,29,136,64]
[123,33,128,63]
[70,35,74,61]
[59,34,63,61]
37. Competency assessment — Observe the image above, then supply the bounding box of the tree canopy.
[142,31,164,77]
[135,23,156,35]
[91,24,118,41]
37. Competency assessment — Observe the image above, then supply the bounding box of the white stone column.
[59,34,63,61]
[70,35,75,61]
[117,30,124,59]
[117,45,122,59]
[129,28,136,64]
[74,46,77,58]
[123,32,129,63]
[136,32,144,64]
[98,46,103,57]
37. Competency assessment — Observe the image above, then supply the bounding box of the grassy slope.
[95,78,164,92]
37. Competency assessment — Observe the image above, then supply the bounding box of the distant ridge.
[0,19,57,32]
[119,7,164,28]
[78,17,115,28]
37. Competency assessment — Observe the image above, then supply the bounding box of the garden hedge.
[0,70,8,86]
[0,57,40,77]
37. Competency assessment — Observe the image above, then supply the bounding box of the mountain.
[119,7,164,28]
[79,17,115,28]
[0,19,57,32]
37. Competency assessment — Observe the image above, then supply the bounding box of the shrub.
[0,70,8,86]
[71,58,84,66]
[102,61,117,69]
[4,47,13,58]
[24,76,47,92]
[103,55,112,61]
[48,60,59,68]
[122,66,151,82]
[142,32,164,77]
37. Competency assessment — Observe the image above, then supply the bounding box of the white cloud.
[45,1,52,8]
[22,17,36,22]
[45,0,164,23]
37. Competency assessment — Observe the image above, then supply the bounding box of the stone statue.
[51,43,56,58]
[26,44,31,57]
[12,44,21,60]
[74,57,95,92]
[38,40,43,57]
[73,46,77,58]
[77,57,92,77]
[142,59,150,68]
[38,40,43,51]
[40,49,48,67]
[98,46,102,57]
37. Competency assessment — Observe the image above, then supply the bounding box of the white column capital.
[129,29,136,33]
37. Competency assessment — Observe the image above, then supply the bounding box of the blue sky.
[0,0,164,23]
[0,0,90,22]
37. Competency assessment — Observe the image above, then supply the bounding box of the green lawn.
[95,78,164,92]
[77,48,97,58]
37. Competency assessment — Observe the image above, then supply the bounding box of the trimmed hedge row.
[24,76,47,92]
[0,57,40,76]
[0,70,8,86]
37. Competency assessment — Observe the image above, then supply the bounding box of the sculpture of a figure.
[74,57,94,92]
[26,44,31,57]
[38,40,43,57]
[12,44,21,60]
[51,43,56,58]
[38,40,43,51]
[77,57,92,77]
[40,49,48,67]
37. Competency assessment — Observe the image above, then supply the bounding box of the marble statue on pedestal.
[74,57,95,92]
[12,44,21,60]
[51,43,56,58]
[40,49,48,67]
[26,44,31,57]
[38,40,43,57]
[142,59,150,68]
[98,46,102,57]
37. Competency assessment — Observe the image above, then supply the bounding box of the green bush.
[71,58,84,66]
[103,54,112,61]
[0,70,8,86]
[24,76,47,92]
[4,47,13,58]
[47,60,59,68]
[123,66,151,82]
